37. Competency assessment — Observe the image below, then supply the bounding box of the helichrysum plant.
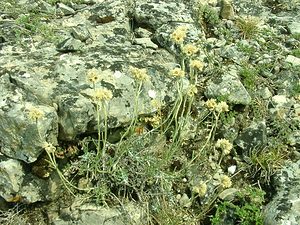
[182,43,199,57]
[163,26,206,149]
[215,138,233,156]
[165,66,186,145]
[170,25,188,45]
[190,59,204,83]
[192,181,208,197]
[27,106,78,195]
[219,175,232,189]
[189,99,230,165]
[86,68,113,170]
[119,66,150,139]
[86,68,101,88]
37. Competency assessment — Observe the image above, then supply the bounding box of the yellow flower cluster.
[28,107,44,121]
[150,99,162,110]
[86,68,101,84]
[205,99,217,111]
[192,181,207,197]
[170,68,185,78]
[190,60,204,71]
[215,138,233,155]
[93,88,113,102]
[42,142,56,153]
[144,115,161,128]
[182,44,198,56]
[220,175,232,188]
[170,26,188,44]
[215,101,229,113]
[187,84,198,97]
[205,99,229,113]
[129,66,150,82]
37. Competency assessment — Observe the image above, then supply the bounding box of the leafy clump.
[44,0,86,5]
[195,4,221,35]
[239,64,258,91]
[236,16,261,39]
[211,187,265,225]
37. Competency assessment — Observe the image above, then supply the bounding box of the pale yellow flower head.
[170,68,185,78]
[170,26,188,44]
[28,107,44,121]
[192,181,207,197]
[190,60,204,71]
[215,138,233,155]
[129,66,150,82]
[86,68,101,84]
[216,101,229,113]
[220,175,232,188]
[187,84,198,97]
[144,115,161,128]
[150,99,162,110]
[42,142,56,154]
[205,99,217,111]
[182,44,198,56]
[93,88,113,102]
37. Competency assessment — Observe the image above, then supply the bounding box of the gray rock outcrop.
[263,160,300,225]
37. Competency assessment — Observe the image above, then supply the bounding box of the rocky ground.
[0,0,299,224]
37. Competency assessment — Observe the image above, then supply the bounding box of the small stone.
[285,55,300,67]
[133,38,158,49]
[288,22,300,35]
[258,87,272,99]
[205,72,252,105]
[179,193,192,208]
[57,3,75,16]
[220,0,235,20]
[218,188,239,201]
[134,28,153,38]
[228,165,237,175]
[56,38,83,53]
[71,25,92,42]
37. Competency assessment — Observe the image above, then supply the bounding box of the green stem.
[188,112,220,166]
[113,82,143,168]
[118,81,142,144]
[96,102,101,157]
[102,102,108,170]
[163,79,183,134]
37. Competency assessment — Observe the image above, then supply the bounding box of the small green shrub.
[45,0,86,5]
[239,65,258,91]
[236,16,261,39]
[211,187,265,225]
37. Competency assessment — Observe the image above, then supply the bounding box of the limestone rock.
[220,0,235,20]
[205,69,251,105]
[285,55,300,67]
[56,38,84,53]
[134,0,193,31]
[133,37,158,49]
[235,121,267,157]
[57,3,75,16]
[88,0,129,23]
[71,24,92,42]
[52,203,145,225]
[0,158,24,202]
[0,75,58,163]
[263,160,300,225]
[0,157,51,204]
[288,22,300,35]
